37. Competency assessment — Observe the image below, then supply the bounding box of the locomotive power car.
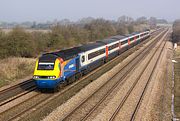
[33,30,150,90]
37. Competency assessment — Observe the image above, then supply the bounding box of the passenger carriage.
[33,30,150,90]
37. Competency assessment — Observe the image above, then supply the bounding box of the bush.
[0,27,36,58]
[173,20,180,44]
[0,30,8,58]
[0,18,149,59]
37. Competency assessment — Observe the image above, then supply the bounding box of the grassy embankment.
[0,57,35,87]
[174,46,180,118]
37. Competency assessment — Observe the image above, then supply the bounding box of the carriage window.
[88,48,105,60]
[108,43,119,50]
[130,38,134,41]
[121,39,128,45]
[82,56,85,63]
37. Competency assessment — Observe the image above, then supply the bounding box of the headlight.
[33,76,39,79]
[48,76,56,79]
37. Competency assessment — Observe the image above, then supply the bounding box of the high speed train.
[33,30,150,90]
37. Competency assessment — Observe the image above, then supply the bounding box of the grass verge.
[174,46,180,118]
[0,57,36,87]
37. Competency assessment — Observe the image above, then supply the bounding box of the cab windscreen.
[37,62,54,70]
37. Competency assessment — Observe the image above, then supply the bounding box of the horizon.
[0,0,180,23]
[0,16,173,24]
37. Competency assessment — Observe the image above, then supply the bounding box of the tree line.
[0,17,156,59]
[173,19,180,44]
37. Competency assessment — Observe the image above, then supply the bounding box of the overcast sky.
[0,0,179,22]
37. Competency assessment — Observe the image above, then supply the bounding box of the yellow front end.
[33,58,63,89]
[33,59,61,79]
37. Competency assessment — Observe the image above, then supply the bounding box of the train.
[33,30,150,90]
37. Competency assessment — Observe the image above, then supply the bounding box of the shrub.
[173,20,180,44]
[0,18,149,59]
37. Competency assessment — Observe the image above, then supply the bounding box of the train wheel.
[83,69,89,75]
[56,82,67,91]
[104,58,108,63]
[53,87,59,92]
[101,59,104,65]
[75,72,82,80]
[67,75,76,84]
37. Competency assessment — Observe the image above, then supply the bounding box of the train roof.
[110,35,126,40]
[144,29,150,31]
[124,34,136,38]
[39,42,105,61]
[39,31,149,61]
[39,53,58,63]
[96,38,118,44]
[40,47,82,61]
[79,42,105,51]
[131,32,140,35]
[139,29,150,33]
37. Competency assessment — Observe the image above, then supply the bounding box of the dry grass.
[0,57,36,87]
[174,46,180,117]
[175,46,180,58]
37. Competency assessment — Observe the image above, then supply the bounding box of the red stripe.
[106,46,108,58]
[128,39,130,45]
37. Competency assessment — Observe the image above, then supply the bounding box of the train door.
[80,53,86,67]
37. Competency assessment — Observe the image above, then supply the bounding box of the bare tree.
[136,17,148,24]
[118,15,134,24]
[173,19,180,44]
[149,17,157,29]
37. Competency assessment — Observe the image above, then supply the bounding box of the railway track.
[0,79,36,106]
[59,29,169,121]
[0,29,164,121]
[109,30,169,121]
[0,93,52,121]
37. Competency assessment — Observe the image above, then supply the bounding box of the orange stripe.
[128,39,130,45]
[106,46,108,58]
[58,58,64,78]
